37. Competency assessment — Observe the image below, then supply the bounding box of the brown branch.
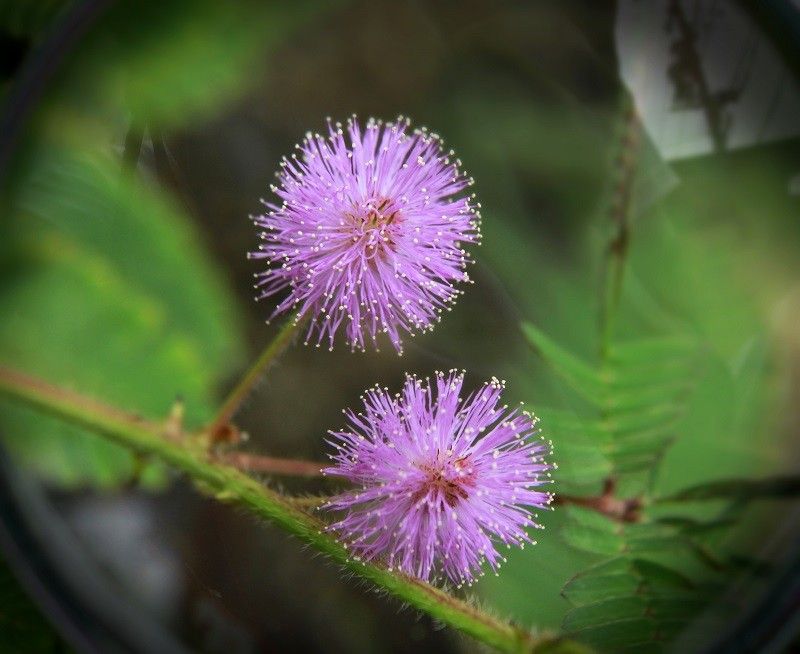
[218,452,324,477]
[554,478,643,523]
[666,0,736,153]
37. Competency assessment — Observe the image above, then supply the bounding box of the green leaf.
[540,410,613,443]
[647,597,707,621]
[552,438,613,487]
[569,618,656,649]
[602,382,691,412]
[525,326,700,484]
[16,147,237,375]
[561,555,707,651]
[526,324,716,647]
[603,405,680,436]
[563,597,647,631]
[562,524,625,557]
[654,516,738,538]
[0,146,243,487]
[522,322,606,403]
[540,409,612,487]
[629,559,692,590]
[657,475,800,503]
[562,573,639,605]
[46,0,337,131]
[562,506,618,533]
[608,337,698,366]
[527,324,716,648]
[624,536,682,555]
[479,510,600,632]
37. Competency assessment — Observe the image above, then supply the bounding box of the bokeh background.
[0,1,799,652]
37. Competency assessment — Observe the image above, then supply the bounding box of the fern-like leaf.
[523,324,699,491]
[521,323,742,651]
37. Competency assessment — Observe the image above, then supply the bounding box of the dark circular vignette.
[0,6,191,653]
[0,443,190,654]
[0,1,798,653]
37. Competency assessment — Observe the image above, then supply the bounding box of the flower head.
[250,116,480,354]
[323,371,553,586]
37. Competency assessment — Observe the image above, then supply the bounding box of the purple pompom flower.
[249,116,480,354]
[322,371,553,586]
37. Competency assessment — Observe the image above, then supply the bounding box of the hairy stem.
[0,365,583,654]
[220,455,642,523]
[208,315,305,439]
[285,495,330,511]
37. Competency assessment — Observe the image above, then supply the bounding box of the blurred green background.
[0,1,798,652]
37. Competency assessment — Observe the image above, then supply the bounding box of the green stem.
[209,314,306,436]
[286,494,329,510]
[0,365,581,654]
[598,102,641,359]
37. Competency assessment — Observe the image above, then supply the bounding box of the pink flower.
[323,371,553,586]
[250,116,480,353]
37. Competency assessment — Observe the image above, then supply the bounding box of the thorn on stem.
[163,396,185,442]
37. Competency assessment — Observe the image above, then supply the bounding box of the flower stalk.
[207,314,305,441]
